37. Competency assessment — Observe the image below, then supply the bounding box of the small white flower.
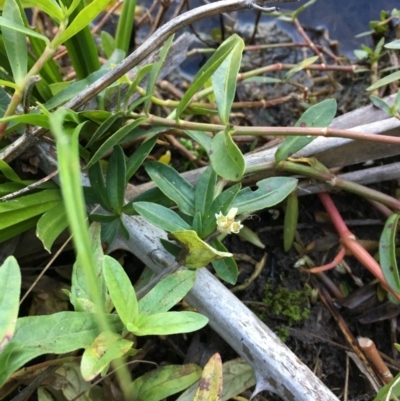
[215,207,243,235]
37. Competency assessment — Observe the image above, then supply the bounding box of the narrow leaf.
[283,191,298,252]
[283,56,319,80]
[2,0,27,84]
[134,201,192,232]
[193,353,223,401]
[212,38,244,124]
[194,167,216,216]
[81,331,133,381]
[145,161,195,216]
[145,34,174,113]
[106,145,126,215]
[0,256,20,351]
[103,255,138,325]
[87,118,145,169]
[130,364,202,401]
[211,240,238,284]
[36,202,68,252]
[275,99,337,163]
[126,135,158,181]
[379,213,400,294]
[53,0,112,47]
[176,34,240,120]
[139,270,196,315]
[210,128,245,182]
[367,71,400,91]
[231,177,298,214]
[129,311,208,336]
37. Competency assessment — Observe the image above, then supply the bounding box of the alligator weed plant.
[2,0,400,399]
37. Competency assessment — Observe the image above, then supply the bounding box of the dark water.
[277,0,398,52]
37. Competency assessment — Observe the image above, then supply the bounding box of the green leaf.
[0,312,122,387]
[31,0,64,21]
[211,240,238,284]
[144,34,174,113]
[210,128,245,182]
[128,311,208,336]
[372,372,400,401]
[126,135,158,181]
[129,364,202,401]
[231,177,298,214]
[169,230,232,268]
[36,202,68,252]
[192,211,202,236]
[87,112,125,150]
[195,167,216,217]
[283,56,319,80]
[0,159,23,182]
[184,130,212,154]
[0,16,48,46]
[283,190,298,252]
[385,39,400,49]
[202,183,241,238]
[0,189,62,230]
[211,37,244,124]
[69,223,110,313]
[88,161,111,210]
[106,145,126,215]
[123,64,153,110]
[2,0,27,84]
[238,226,265,249]
[0,256,20,350]
[0,113,50,130]
[138,270,196,315]
[133,201,192,232]
[53,0,112,47]
[367,71,400,91]
[103,255,138,325]
[100,216,121,245]
[101,30,116,59]
[114,0,136,54]
[177,358,255,401]
[275,99,337,163]
[43,64,116,110]
[176,34,241,120]
[192,353,222,401]
[379,213,400,294]
[145,161,195,216]
[81,331,133,381]
[86,118,145,169]
[370,95,392,114]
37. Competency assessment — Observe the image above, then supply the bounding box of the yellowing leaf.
[158,150,171,165]
[193,353,223,401]
[168,230,232,268]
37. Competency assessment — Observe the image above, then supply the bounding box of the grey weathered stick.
[112,215,339,401]
[0,0,298,163]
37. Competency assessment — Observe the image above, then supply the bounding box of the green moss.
[262,280,311,326]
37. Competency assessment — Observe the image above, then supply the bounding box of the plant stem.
[0,45,57,138]
[129,113,400,145]
[279,160,400,211]
[318,192,400,300]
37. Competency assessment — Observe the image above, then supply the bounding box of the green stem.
[129,112,400,145]
[279,160,400,211]
[0,46,57,138]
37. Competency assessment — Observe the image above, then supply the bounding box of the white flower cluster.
[215,207,243,235]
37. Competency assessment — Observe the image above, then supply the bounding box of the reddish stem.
[318,192,400,300]
[308,247,346,273]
